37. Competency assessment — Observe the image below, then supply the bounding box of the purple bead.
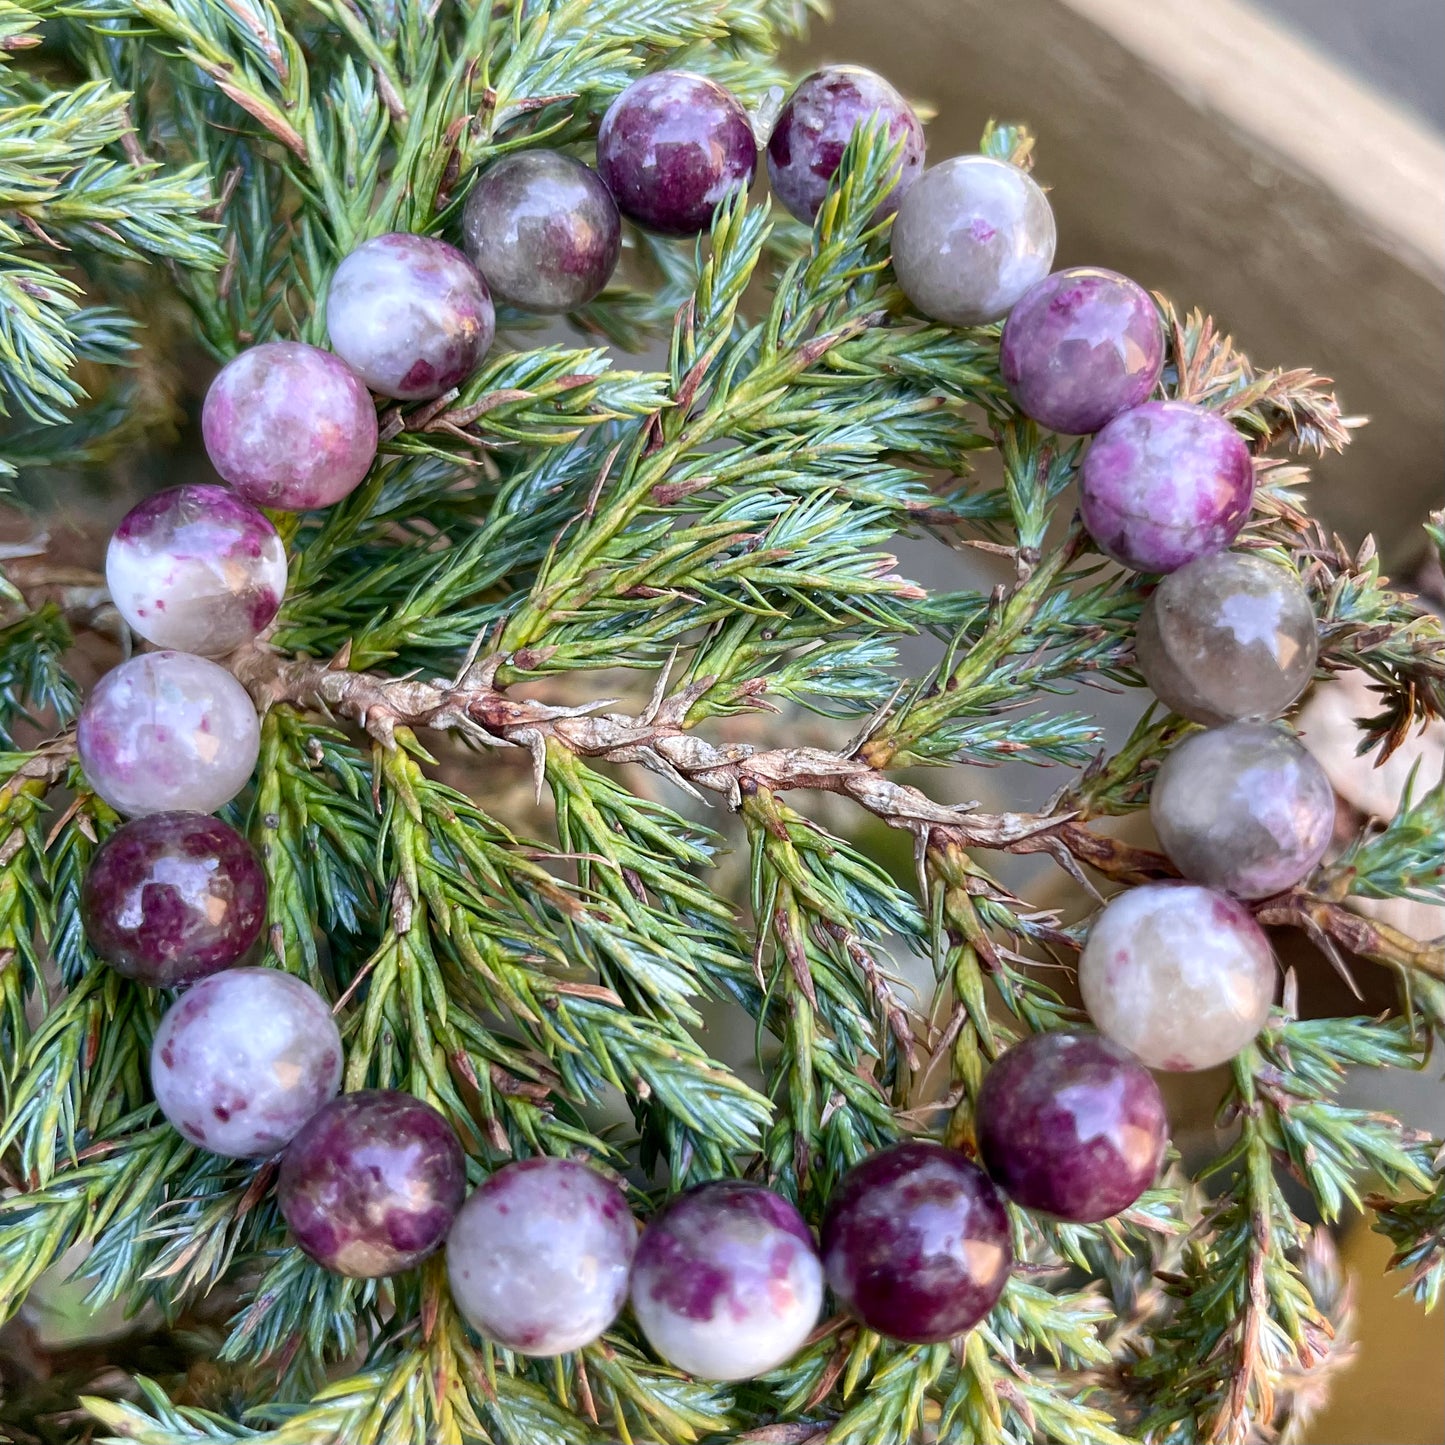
[202,341,378,512]
[766,65,925,224]
[77,652,260,818]
[82,812,266,987]
[1000,267,1165,435]
[325,233,494,401]
[976,1031,1168,1223]
[447,1158,636,1356]
[151,968,342,1158]
[106,484,287,656]
[629,1181,822,1380]
[822,1141,1012,1344]
[1150,721,1335,899]
[462,151,621,314]
[597,71,757,237]
[1079,400,1254,573]
[278,1090,466,1278]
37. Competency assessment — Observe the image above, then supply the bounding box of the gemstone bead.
[325,233,494,401]
[976,1031,1168,1223]
[629,1181,822,1380]
[77,652,260,818]
[106,484,287,656]
[1079,882,1276,1071]
[81,812,265,987]
[462,152,621,314]
[278,1090,465,1278]
[890,155,1056,326]
[1079,400,1254,573]
[766,65,925,224]
[151,968,342,1158]
[202,341,377,512]
[822,1141,1012,1345]
[447,1158,636,1356]
[597,71,757,237]
[1151,722,1334,900]
[1000,267,1165,435]
[1136,552,1318,725]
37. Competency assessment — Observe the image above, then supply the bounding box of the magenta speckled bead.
[597,71,757,237]
[151,969,342,1158]
[1150,722,1335,900]
[1079,400,1254,573]
[766,65,924,224]
[447,1158,636,1356]
[822,1141,1012,1345]
[106,484,287,656]
[81,812,265,987]
[77,652,260,818]
[1000,267,1165,435]
[278,1090,465,1278]
[462,151,621,314]
[1079,882,1277,1071]
[977,1031,1168,1223]
[630,1181,822,1380]
[202,341,377,512]
[326,233,494,401]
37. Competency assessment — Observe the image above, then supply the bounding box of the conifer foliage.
[1,3,1443,1442]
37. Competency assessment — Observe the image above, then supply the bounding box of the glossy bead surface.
[766,65,925,223]
[81,812,265,987]
[202,341,377,511]
[1151,722,1334,900]
[447,1158,635,1355]
[77,652,260,818]
[278,1090,465,1278]
[106,484,287,656]
[151,968,342,1157]
[630,1181,822,1380]
[597,71,757,236]
[890,155,1056,326]
[326,233,494,400]
[1000,267,1164,435]
[1080,400,1254,573]
[822,1141,1012,1344]
[976,1031,1167,1223]
[462,152,621,314]
[1136,552,1318,725]
[1079,882,1276,1071]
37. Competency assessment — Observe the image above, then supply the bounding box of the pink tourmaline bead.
[202,341,377,512]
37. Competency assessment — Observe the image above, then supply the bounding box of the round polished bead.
[1151,722,1334,900]
[202,341,377,511]
[462,152,621,314]
[822,1141,1012,1344]
[151,968,342,1158]
[1136,552,1318,725]
[1079,882,1276,1071]
[326,233,494,400]
[597,71,757,237]
[278,1090,465,1278]
[976,1031,1168,1223]
[81,812,265,987]
[890,155,1056,327]
[1080,400,1254,573]
[447,1158,636,1355]
[766,65,925,223]
[630,1181,822,1380]
[77,652,260,818]
[1000,267,1165,434]
[106,484,287,656]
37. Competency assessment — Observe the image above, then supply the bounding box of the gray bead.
[891,155,1056,326]
[1151,722,1335,900]
[1137,553,1318,724]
